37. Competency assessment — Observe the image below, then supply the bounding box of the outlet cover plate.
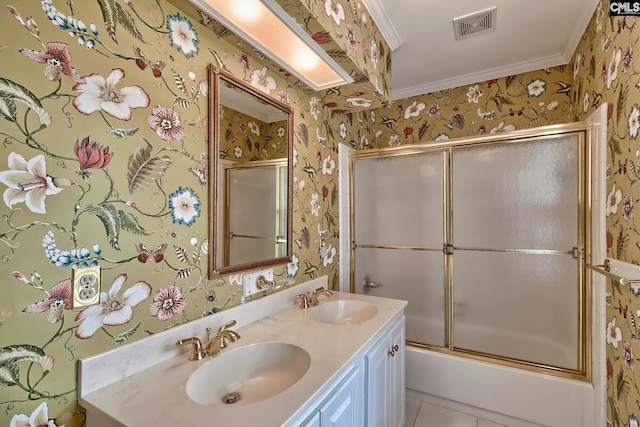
[72,265,101,309]
[242,268,273,297]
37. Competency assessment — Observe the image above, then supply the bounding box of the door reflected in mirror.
[209,65,293,277]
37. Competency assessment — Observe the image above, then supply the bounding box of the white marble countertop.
[78,277,407,426]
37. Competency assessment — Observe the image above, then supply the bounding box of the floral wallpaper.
[329,66,574,150]
[0,0,341,425]
[1,0,630,426]
[572,3,640,426]
[219,105,288,162]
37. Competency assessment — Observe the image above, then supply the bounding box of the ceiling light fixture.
[191,0,354,91]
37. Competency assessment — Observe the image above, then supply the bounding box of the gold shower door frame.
[349,122,592,381]
[222,158,288,266]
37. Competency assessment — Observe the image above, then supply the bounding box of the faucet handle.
[218,319,237,332]
[176,337,207,361]
[313,286,333,296]
[296,293,310,309]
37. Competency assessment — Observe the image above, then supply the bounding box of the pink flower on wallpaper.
[623,342,635,371]
[234,52,251,71]
[74,136,113,172]
[20,41,83,83]
[75,273,151,339]
[22,278,72,323]
[312,31,331,44]
[148,105,185,141]
[345,24,356,50]
[150,284,186,320]
[72,68,150,121]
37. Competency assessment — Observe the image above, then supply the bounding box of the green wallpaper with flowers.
[0,0,342,424]
[572,3,640,426]
[219,105,288,162]
[1,0,633,425]
[330,66,574,150]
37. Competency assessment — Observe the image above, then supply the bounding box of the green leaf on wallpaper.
[0,78,50,126]
[97,0,117,42]
[115,2,144,42]
[490,95,514,112]
[617,229,629,260]
[418,121,433,140]
[83,203,120,249]
[299,226,310,249]
[0,97,17,121]
[450,113,465,130]
[83,203,148,250]
[118,210,150,236]
[295,123,310,147]
[331,185,338,208]
[0,78,42,108]
[97,0,144,43]
[172,69,188,96]
[0,344,51,387]
[617,86,628,124]
[128,139,173,194]
[617,369,631,400]
[505,75,516,89]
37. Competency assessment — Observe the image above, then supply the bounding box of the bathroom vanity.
[78,276,407,426]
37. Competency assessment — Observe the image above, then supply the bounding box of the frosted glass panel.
[354,153,443,247]
[453,136,578,250]
[227,167,277,264]
[453,251,578,369]
[355,247,445,347]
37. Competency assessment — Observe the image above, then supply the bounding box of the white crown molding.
[360,0,403,50]
[562,0,600,59]
[391,53,570,100]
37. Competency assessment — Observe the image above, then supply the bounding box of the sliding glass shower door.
[353,151,446,347]
[452,137,580,370]
[350,126,588,377]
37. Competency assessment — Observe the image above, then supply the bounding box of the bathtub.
[404,314,597,427]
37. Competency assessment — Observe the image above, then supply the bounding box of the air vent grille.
[453,7,496,40]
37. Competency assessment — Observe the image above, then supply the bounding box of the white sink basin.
[186,342,310,406]
[310,300,378,325]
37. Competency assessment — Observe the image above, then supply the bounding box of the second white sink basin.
[186,342,310,406]
[310,300,378,325]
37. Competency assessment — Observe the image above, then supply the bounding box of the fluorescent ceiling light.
[191,0,353,90]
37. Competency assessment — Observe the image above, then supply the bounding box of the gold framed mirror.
[208,65,293,277]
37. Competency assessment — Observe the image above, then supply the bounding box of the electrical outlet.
[72,265,101,309]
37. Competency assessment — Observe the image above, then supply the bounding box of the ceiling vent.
[453,7,496,40]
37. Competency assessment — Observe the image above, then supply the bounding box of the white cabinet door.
[388,317,405,427]
[365,314,405,427]
[319,365,364,427]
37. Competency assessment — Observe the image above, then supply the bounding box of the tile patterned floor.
[405,397,509,427]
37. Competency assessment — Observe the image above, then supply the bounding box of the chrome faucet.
[176,320,240,360]
[206,320,241,356]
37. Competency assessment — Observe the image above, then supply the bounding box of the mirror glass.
[209,65,293,276]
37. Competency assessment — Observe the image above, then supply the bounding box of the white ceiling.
[361,0,600,100]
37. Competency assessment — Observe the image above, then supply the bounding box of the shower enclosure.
[221,159,288,266]
[349,123,590,378]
